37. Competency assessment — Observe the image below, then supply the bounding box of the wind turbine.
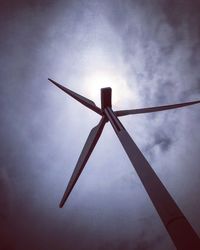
[48,78,200,250]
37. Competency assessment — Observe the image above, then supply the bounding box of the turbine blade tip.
[59,200,64,208]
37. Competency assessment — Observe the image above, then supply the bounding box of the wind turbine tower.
[49,78,200,250]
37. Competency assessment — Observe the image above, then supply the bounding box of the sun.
[83,69,134,109]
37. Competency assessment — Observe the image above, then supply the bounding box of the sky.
[0,0,200,249]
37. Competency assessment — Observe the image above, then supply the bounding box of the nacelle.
[101,87,112,110]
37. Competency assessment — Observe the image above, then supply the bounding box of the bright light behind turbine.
[84,69,135,109]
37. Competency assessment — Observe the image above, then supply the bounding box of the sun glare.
[84,69,134,109]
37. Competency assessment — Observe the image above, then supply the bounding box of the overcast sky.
[0,0,200,249]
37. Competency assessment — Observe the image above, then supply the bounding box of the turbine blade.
[115,100,200,117]
[48,78,102,115]
[59,116,106,207]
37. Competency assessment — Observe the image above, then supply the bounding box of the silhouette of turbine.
[48,78,200,250]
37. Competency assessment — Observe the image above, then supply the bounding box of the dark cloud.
[145,130,173,155]
[0,0,200,250]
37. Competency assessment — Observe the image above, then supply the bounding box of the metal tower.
[49,78,200,249]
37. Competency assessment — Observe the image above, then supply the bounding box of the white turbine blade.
[48,78,102,115]
[115,100,200,117]
[59,117,106,207]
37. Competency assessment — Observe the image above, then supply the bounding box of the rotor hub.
[101,87,112,110]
